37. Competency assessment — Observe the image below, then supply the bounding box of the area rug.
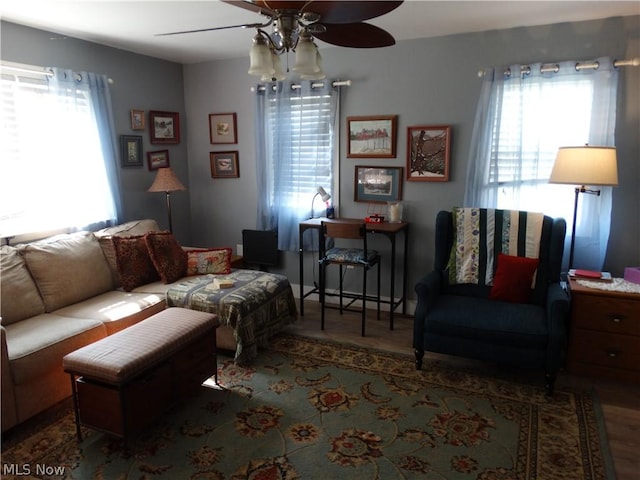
[1,334,614,479]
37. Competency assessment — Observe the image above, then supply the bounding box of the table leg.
[299,226,305,316]
[389,234,396,330]
[402,225,409,315]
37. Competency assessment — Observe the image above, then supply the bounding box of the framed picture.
[407,125,451,182]
[209,113,238,144]
[120,135,143,167]
[354,166,403,203]
[147,149,170,170]
[149,110,180,144]
[210,151,239,178]
[347,115,397,158]
[130,109,145,130]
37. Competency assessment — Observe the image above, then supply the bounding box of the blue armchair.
[413,208,569,396]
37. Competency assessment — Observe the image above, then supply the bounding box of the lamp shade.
[317,186,331,202]
[248,34,274,76]
[292,35,321,76]
[148,167,186,192]
[549,146,618,186]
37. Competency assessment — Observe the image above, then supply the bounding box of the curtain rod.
[477,57,640,78]
[252,79,351,92]
[1,63,114,84]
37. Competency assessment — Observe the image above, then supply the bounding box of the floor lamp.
[549,145,618,271]
[148,167,186,233]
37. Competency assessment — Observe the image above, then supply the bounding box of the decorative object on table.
[210,151,239,178]
[365,202,386,223]
[568,269,613,283]
[212,277,235,289]
[2,335,615,479]
[407,125,451,181]
[119,135,142,167]
[624,267,640,285]
[347,115,397,158]
[147,149,170,170]
[130,109,145,130]
[149,110,180,144]
[147,167,186,233]
[310,185,331,218]
[387,201,403,223]
[549,145,618,270]
[157,3,402,81]
[354,166,403,203]
[209,112,238,144]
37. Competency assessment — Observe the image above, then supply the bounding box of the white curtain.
[464,57,618,270]
[254,80,339,251]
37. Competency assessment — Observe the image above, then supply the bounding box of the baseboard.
[289,282,416,315]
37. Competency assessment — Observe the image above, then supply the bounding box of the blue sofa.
[413,209,569,396]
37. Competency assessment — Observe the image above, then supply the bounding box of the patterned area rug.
[1,335,614,479]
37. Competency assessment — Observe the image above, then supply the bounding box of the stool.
[63,307,217,451]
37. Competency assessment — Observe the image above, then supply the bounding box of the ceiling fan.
[158,1,403,79]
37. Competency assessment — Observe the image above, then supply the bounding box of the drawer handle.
[604,348,622,358]
[611,317,622,323]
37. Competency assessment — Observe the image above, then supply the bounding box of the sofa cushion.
[18,232,114,312]
[145,232,188,283]
[4,313,106,385]
[0,246,46,325]
[95,219,160,287]
[54,290,165,335]
[112,235,159,291]
[489,253,539,304]
[186,248,232,275]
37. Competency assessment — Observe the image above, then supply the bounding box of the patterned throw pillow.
[145,231,188,284]
[186,248,233,275]
[112,235,159,291]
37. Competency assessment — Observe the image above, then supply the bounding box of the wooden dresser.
[567,278,640,383]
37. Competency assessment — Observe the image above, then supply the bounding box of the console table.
[299,218,409,329]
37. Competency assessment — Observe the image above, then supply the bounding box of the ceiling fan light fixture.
[300,50,325,80]
[262,50,286,81]
[292,34,321,76]
[248,32,274,76]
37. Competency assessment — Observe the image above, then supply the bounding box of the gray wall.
[184,15,640,298]
[2,16,639,302]
[0,21,192,244]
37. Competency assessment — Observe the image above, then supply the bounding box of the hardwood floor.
[285,300,640,480]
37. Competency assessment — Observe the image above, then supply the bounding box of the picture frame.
[210,151,239,178]
[407,125,451,182]
[347,115,397,158]
[149,110,180,144]
[147,149,170,170]
[209,113,238,144]
[354,166,403,203]
[130,109,145,130]
[120,135,143,167]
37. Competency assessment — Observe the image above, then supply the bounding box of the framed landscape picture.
[120,135,142,167]
[354,166,403,203]
[147,150,170,170]
[209,113,238,144]
[210,151,239,178]
[149,110,180,144]
[130,109,145,130]
[407,125,451,181]
[347,115,397,158]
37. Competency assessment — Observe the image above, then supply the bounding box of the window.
[255,81,339,251]
[0,65,119,240]
[465,58,618,269]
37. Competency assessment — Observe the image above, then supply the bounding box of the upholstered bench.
[63,307,217,450]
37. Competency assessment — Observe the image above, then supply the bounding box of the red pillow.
[145,231,187,284]
[489,253,539,303]
[186,248,233,275]
[112,235,159,291]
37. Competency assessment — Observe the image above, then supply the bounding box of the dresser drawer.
[569,329,640,372]
[572,295,640,335]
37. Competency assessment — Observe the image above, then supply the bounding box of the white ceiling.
[2,1,639,64]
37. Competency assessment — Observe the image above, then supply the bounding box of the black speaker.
[242,229,279,268]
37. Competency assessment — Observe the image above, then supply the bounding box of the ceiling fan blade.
[305,1,403,24]
[312,23,396,48]
[156,22,266,37]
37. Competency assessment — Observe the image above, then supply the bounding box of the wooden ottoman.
[63,307,217,450]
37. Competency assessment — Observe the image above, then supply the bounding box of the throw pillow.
[112,235,159,291]
[186,247,233,275]
[489,253,539,304]
[145,231,188,283]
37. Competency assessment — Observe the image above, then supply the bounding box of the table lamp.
[549,145,618,270]
[148,167,186,233]
[310,186,331,219]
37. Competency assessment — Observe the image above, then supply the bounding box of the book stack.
[212,277,235,289]
[568,269,613,282]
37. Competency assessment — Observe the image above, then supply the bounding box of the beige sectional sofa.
[0,219,239,432]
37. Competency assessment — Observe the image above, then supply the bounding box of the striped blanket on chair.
[447,208,544,286]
